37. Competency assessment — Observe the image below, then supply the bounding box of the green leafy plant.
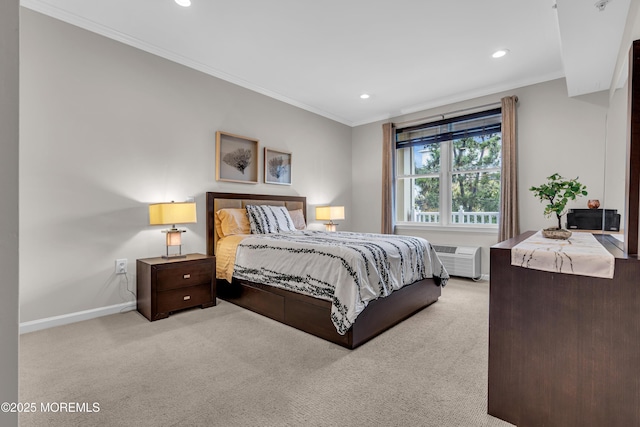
[529,173,588,229]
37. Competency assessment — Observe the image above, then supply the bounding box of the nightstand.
[136,253,215,321]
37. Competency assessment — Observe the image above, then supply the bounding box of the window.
[395,108,501,227]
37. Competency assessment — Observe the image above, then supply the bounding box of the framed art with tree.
[216,131,259,184]
[264,147,292,185]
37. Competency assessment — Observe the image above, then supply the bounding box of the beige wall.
[352,78,613,274]
[19,9,352,324]
[1,0,20,424]
[18,7,639,324]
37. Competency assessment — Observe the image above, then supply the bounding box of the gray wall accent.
[19,9,352,323]
[0,0,20,425]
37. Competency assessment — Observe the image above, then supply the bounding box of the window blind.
[396,107,502,149]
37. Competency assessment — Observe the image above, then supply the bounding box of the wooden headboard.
[206,192,307,256]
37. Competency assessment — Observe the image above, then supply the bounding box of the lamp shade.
[149,202,197,226]
[315,206,345,221]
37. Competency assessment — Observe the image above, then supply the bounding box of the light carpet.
[19,278,513,427]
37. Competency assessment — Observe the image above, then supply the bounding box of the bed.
[206,192,447,349]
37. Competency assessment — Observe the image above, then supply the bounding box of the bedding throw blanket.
[233,231,449,335]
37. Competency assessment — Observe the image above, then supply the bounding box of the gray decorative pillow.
[289,208,307,230]
[246,205,296,234]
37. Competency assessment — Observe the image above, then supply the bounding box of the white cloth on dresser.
[511,230,614,279]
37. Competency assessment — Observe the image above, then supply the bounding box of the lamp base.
[161,228,187,258]
[324,223,338,232]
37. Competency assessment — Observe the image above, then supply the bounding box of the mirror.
[603,37,640,255]
[602,81,628,250]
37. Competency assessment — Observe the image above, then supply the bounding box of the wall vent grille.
[433,245,481,279]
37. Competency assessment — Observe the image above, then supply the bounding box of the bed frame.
[206,192,442,349]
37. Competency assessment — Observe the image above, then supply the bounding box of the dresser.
[136,253,215,321]
[489,232,640,426]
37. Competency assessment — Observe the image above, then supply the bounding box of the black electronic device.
[566,208,620,231]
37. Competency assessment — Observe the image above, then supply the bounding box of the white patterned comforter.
[232,230,449,335]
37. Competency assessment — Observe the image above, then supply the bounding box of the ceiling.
[21,0,632,126]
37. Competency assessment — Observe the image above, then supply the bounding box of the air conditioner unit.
[432,245,481,279]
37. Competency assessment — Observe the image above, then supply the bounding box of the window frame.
[394,108,502,229]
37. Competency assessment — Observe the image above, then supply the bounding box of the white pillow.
[246,205,296,234]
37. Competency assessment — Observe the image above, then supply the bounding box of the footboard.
[217,278,441,349]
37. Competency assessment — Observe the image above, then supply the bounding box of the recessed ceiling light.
[492,49,509,59]
[595,0,611,12]
[175,0,191,7]
[360,94,370,99]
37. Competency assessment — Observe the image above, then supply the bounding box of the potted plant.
[529,173,588,239]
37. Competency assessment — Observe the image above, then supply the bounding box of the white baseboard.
[20,301,136,335]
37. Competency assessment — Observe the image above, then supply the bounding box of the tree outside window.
[395,109,501,227]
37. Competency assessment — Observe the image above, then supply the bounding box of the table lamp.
[315,206,345,232]
[149,201,197,258]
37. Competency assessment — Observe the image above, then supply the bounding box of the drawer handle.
[183,295,191,301]
[183,274,191,279]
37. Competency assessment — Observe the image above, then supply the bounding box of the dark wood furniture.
[206,192,442,349]
[625,39,640,255]
[489,231,640,427]
[136,253,216,321]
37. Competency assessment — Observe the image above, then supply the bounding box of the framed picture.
[216,131,259,184]
[264,148,292,185]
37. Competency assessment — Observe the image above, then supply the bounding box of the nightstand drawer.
[156,283,212,314]
[137,254,215,321]
[156,262,212,291]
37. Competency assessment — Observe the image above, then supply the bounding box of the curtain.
[498,96,519,242]
[381,122,395,234]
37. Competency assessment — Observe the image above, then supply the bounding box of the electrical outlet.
[115,259,127,274]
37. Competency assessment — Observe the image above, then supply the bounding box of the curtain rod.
[394,100,505,129]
